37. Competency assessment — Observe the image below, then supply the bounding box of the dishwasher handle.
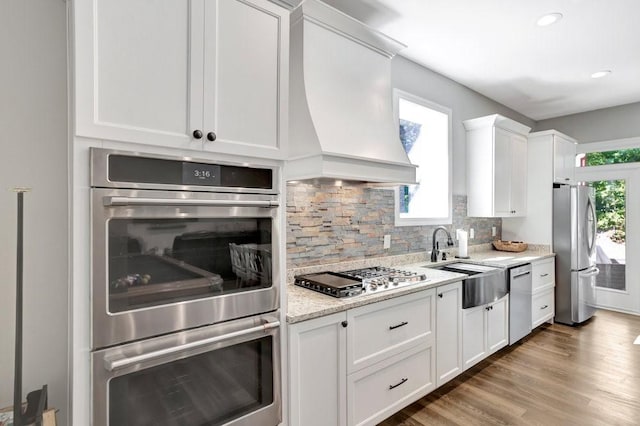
[512,270,531,279]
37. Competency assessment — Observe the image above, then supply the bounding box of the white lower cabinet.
[288,311,347,426]
[435,281,463,387]
[462,295,509,371]
[288,289,436,426]
[531,258,556,329]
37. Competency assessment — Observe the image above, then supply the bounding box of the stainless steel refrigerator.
[553,185,599,325]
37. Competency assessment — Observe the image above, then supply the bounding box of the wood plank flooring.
[378,309,640,425]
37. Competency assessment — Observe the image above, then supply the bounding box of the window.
[393,90,452,226]
[578,148,640,167]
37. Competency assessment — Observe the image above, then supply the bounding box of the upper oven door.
[91,188,280,349]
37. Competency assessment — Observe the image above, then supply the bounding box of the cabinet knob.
[565,178,570,181]
[192,130,203,139]
[341,320,348,328]
[438,293,443,298]
[206,131,217,142]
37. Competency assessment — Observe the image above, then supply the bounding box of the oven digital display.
[182,162,221,186]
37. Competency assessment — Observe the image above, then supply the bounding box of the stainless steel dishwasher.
[509,263,532,344]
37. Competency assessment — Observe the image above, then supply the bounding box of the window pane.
[579,149,640,167]
[592,179,626,291]
[396,95,450,223]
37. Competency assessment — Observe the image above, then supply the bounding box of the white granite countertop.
[286,245,554,324]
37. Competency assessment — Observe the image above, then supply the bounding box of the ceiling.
[322,0,640,121]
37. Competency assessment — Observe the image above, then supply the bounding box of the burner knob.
[370,283,378,291]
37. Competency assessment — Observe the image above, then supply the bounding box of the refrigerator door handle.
[579,267,600,278]
[586,196,597,257]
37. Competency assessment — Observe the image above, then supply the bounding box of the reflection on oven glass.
[109,337,274,426]
[108,218,272,312]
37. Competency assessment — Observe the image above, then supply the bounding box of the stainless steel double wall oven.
[90,148,282,426]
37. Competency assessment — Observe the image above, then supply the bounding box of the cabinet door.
[493,127,512,216]
[202,0,288,159]
[436,282,462,387]
[509,133,528,216]
[486,295,509,355]
[462,304,486,371]
[553,135,576,184]
[288,313,347,426]
[74,0,198,148]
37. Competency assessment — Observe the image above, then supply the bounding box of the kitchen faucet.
[431,226,454,262]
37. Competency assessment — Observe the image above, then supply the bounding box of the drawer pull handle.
[540,305,549,310]
[389,321,408,330]
[389,378,408,390]
[540,273,549,277]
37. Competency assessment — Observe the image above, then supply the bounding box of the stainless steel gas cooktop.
[294,266,429,298]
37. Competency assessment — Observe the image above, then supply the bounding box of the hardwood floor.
[379,309,640,425]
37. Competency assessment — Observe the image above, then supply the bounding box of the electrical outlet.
[383,234,391,249]
[492,226,497,237]
[470,228,475,239]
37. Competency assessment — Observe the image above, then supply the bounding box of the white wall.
[0,1,69,424]
[391,56,535,194]
[536,101,640,143]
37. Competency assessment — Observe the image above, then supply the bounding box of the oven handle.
[104,320,280,372]
[103,196,279,208]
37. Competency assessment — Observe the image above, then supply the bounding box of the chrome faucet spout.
[431,226,454,262]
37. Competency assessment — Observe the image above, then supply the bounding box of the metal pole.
[12,188,29,426]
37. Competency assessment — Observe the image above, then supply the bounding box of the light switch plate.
[470,228,475,239]
[383,234,391,249]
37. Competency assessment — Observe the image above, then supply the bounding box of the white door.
[486,296,509,355]
[493,127,512,216]
[202,0,287,158]
[575,165,640,314]
[436,282,462,387]
[509,132,528,216]
[74,0,197,148]
[288,312,347,426]
[462,304,486,370]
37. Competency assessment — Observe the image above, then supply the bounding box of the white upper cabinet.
[464,114,531,217]
[73,0,288,159]
[502,130,578,246]
[551,132,578,184]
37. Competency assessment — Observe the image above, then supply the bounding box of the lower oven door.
[92,314,281,426]
[92,188,280,348]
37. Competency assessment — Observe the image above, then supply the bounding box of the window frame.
[392,89,453,226]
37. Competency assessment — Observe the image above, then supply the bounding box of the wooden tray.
[492,240,528,252]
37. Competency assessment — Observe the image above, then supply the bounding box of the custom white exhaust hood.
[287,0,417,184]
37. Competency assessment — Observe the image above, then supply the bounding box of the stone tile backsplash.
[287,182,501,268]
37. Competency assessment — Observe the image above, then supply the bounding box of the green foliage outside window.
[583,149,640,243]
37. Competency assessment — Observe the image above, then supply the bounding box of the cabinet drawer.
[532,258,555,291]
[347,290,434,373]
[348,343,434,426]
[532,288,554,328]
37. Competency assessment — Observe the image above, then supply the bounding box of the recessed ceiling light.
[591,70,612,79]
[536,13,563,27]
